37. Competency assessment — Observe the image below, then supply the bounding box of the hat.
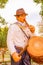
[14,8,28,16]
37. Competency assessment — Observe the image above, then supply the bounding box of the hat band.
[14,13,28,16]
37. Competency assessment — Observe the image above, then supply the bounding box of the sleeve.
[26,27,35,38]
[28,25,35,37]
[29,29,35,37]
[7,24,17,55]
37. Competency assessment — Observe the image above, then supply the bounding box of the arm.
[25,20,35,36]
[25,19,35,33]
[7,24,21,62]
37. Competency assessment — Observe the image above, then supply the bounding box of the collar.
[17,21,26,26]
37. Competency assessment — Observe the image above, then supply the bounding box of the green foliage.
[0,27,2,46]
[0,16,8,48]
[33,0,40,4]
[40,10,43,16]
[33,0,43,16]
[0,0,8,8]
[41,0,43,3]
[33,0,43,3]
[40,4,43,16]
[0,26,8,47]
[0,16,7,25]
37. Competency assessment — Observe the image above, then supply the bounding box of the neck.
[18,19,29,27]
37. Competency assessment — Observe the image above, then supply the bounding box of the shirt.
[7,22,34,55]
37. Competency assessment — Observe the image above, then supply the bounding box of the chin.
[19,21,24,23]
[21,20,25,23]
[21,21,24,23]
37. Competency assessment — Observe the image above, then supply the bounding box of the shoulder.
[9,23,18,30]
[10,23,17,28]
[8,23,21,32]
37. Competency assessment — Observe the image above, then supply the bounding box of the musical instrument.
[27,36,43,63]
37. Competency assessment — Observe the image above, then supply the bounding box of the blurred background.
[0,0,43,65]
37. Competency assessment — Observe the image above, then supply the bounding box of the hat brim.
[14,13,28,16]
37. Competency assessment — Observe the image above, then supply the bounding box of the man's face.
[16,14,26,23]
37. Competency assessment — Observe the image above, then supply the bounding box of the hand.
[12,52,21,62]
[29,25,35,33]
